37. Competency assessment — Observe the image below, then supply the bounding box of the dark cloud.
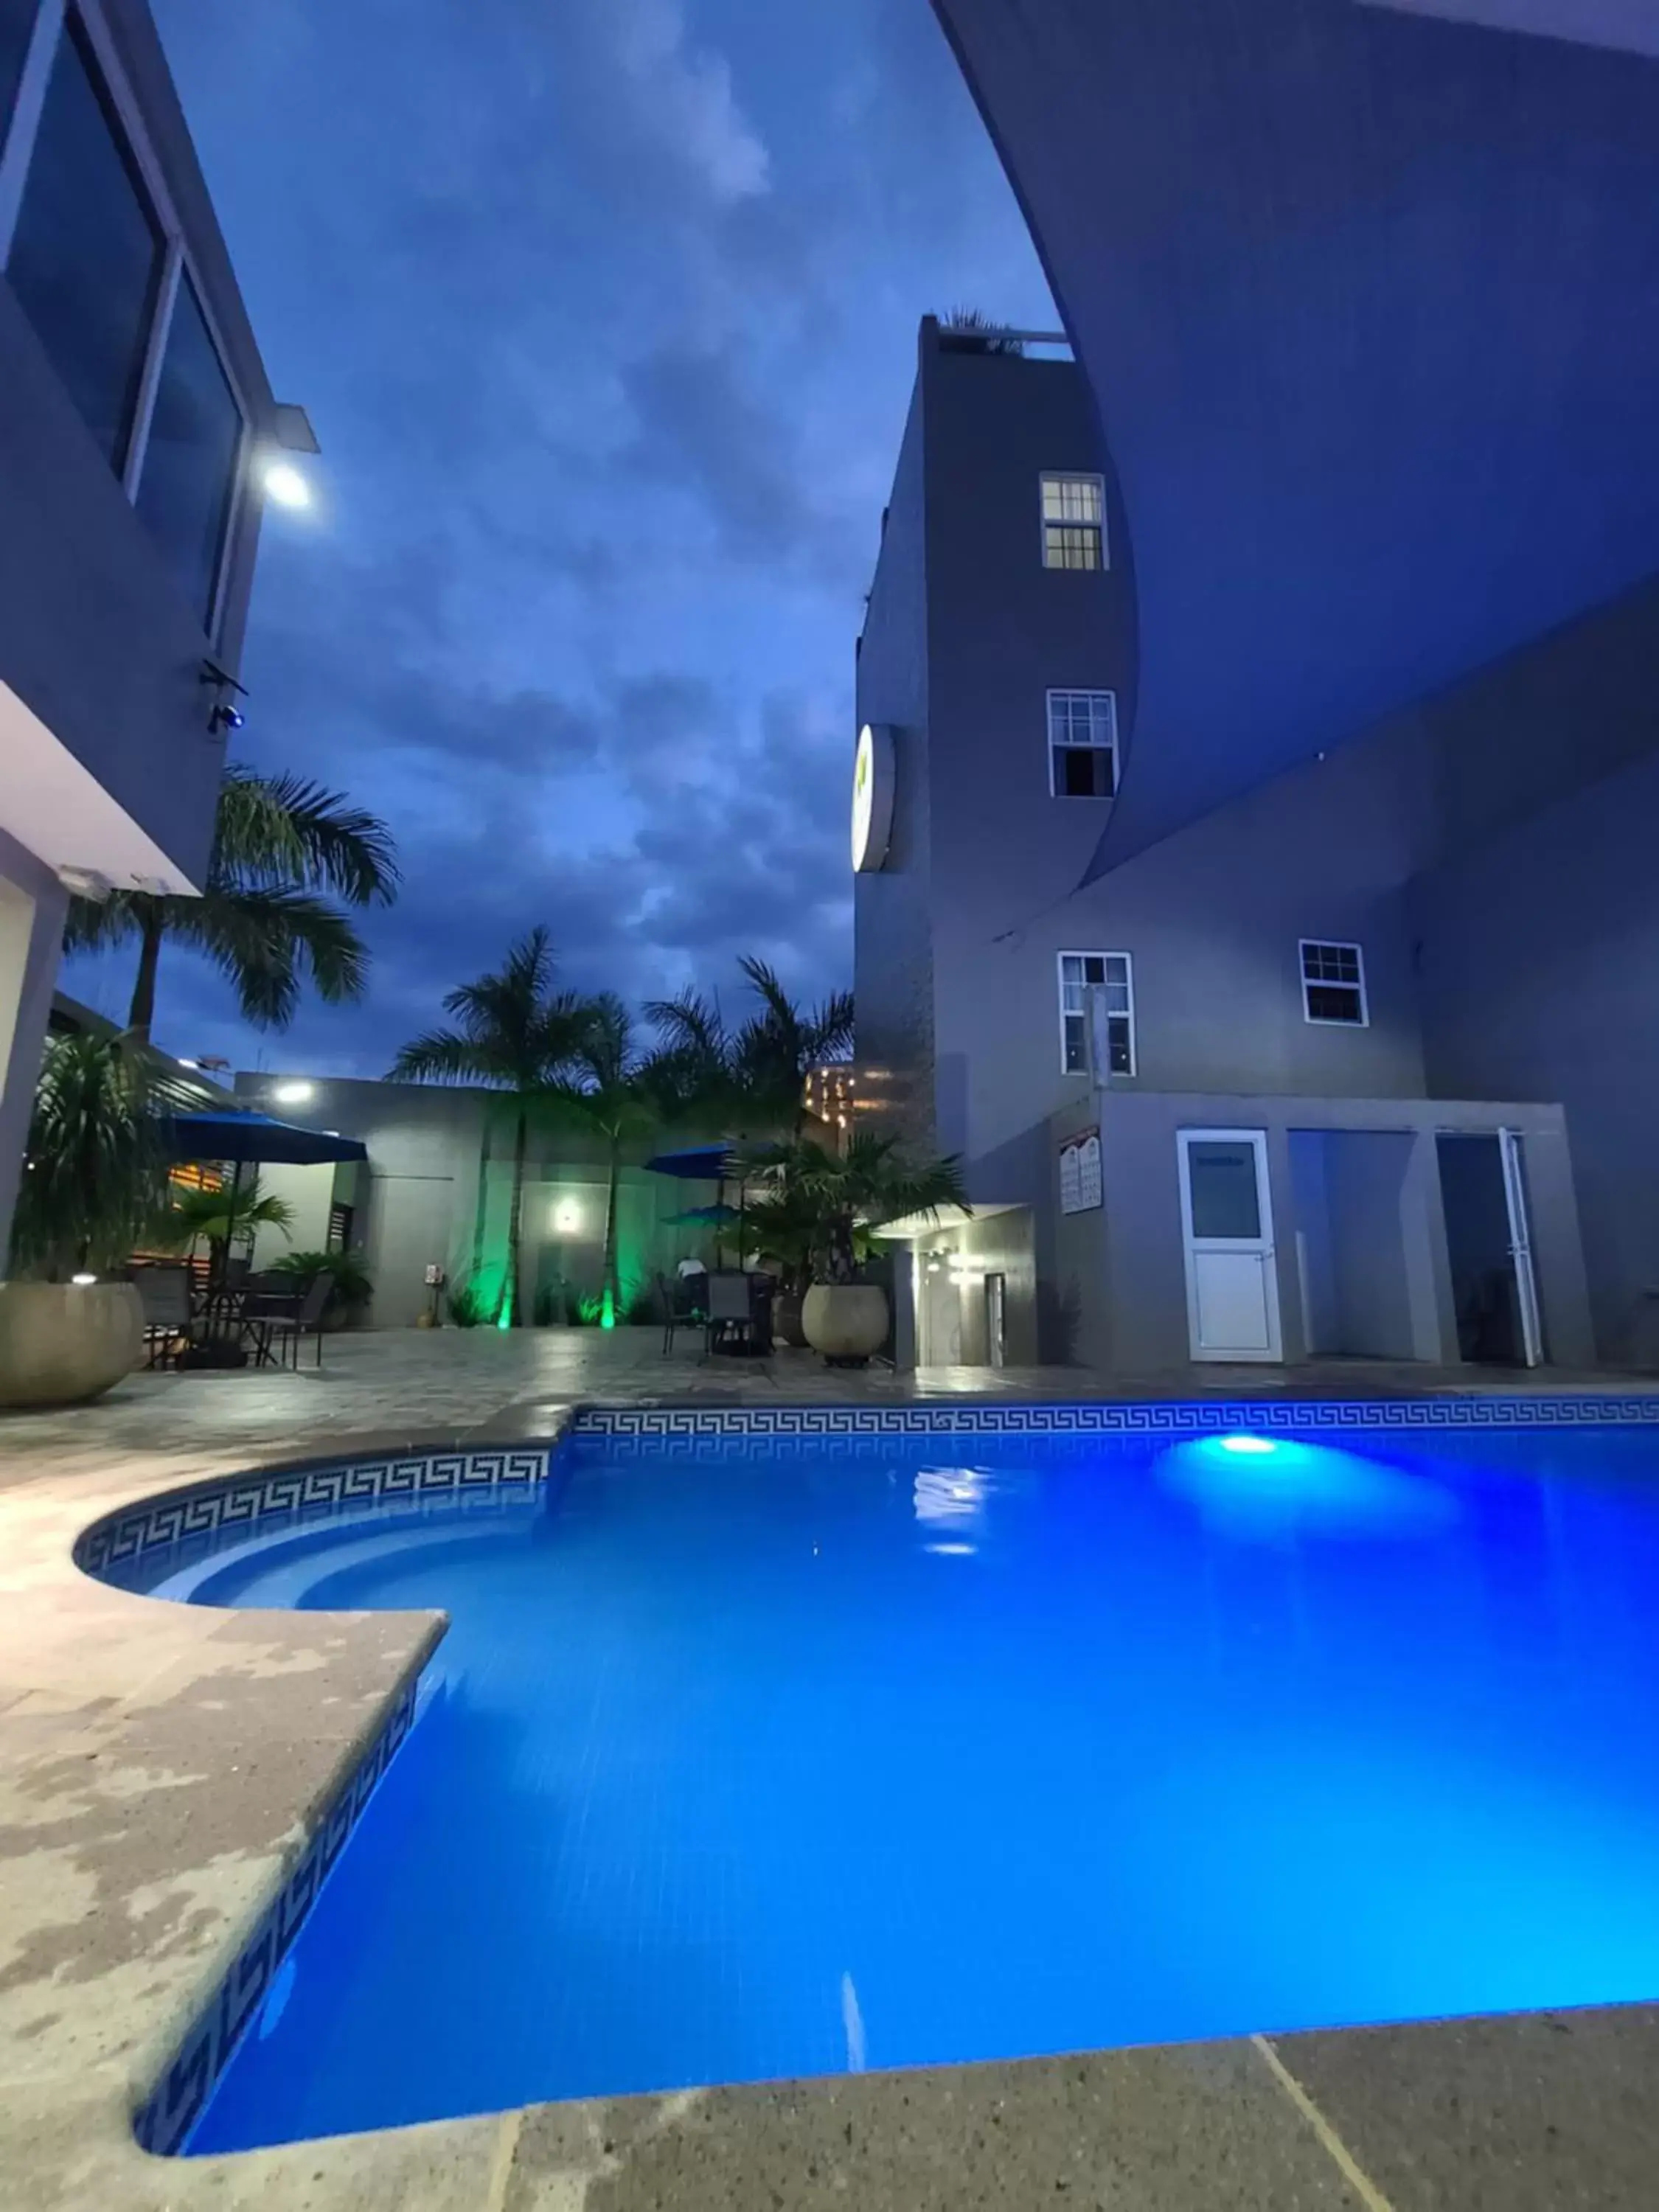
[65,0,1053,1074]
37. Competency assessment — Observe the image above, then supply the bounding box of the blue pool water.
[115,1419,1659,2151]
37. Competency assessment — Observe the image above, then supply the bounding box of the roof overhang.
[932,0,1659,872]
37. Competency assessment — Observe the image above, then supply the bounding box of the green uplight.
[600,1284,616,1331]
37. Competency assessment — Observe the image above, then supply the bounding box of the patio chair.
[704,1270,757,1357]
[129,1264,192,1370]
[261,1270,333,1369]
[242,1271,302,1368]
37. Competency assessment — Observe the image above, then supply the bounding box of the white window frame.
[1039,470,1108,571]
[1298,939,1369,1028]
[1057,950,1135,1077]
[1046,687,1118,799]
[0,0,251,642]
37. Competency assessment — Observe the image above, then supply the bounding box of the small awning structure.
[668,1203,742,1228]
[645,1143,737,1180]
[159,1110,367,1168]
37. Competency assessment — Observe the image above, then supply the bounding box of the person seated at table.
[676,1254,708,1281]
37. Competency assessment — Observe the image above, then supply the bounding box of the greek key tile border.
[133,1669,422,2157]
[75,1445,549,1582]
[574,1397,1659,1453]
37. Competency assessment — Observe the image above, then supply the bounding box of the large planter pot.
[0,1282,143,1408]
[802,1282,888,1366]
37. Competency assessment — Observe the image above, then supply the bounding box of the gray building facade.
[855,321,1644,1374]
[0,0,285,1251]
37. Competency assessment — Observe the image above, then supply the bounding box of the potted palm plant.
[748,1133,969,1365]
[1,1034,177,1406]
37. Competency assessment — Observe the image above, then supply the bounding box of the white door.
[1178,1130,1282,1363]
[1498,1128,1544,1367]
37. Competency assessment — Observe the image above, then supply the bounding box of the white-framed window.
[1040,471,1107,570]
[1048,688,1117,799]
[1059,951,1135,1075]
[1299,939,1368,1026]
[0,0,249,637]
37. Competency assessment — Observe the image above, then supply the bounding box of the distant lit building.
[801,1061,896,1145]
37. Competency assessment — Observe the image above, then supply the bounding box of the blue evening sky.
[64,0,1052,1076]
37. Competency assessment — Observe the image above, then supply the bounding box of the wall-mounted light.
[71,1273,97,1287]
[262,459,312,509]
[554,1199,582,1234]
[273,1079,315,1106]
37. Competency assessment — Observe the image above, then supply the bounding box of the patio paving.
[3,1327,1658,2210]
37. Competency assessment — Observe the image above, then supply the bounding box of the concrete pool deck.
[4,1328,1659,2210]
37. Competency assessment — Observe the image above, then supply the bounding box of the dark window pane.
[1108,1018,1132,1074]
[1056,744,1115,798]
[136,273,242,627]
[0,0,38,141]
[1187,1142,1262,1239]
[1063,1015,1086,1074]
[7,15,163,470]
[1307,983,1363,1023]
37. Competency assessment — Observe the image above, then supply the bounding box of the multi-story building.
[0,0,297,1251]
[855,0,1659,1377]
[855,318,1629,1374]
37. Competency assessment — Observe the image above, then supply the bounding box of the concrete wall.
[853,369,935,1147]
[0,827,66,1256]
[234,1074,740,1329]
[1414,742,1659,1366]
[1046,1089,1591,1374]
[1291,1129,1422,1360]
[939,726,1436,1174]
[906,1206,1039,1368]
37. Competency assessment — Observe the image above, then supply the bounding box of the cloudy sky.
[63,0,1052,1077]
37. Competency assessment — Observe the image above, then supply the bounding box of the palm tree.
[63,766,399,1041]
[648,956,853,1135]
[748,1131,969,1285]
[156,1175,296,1285]
[389,930,590,1325]
[8,1032,188,1279]
[548,995,678,1326]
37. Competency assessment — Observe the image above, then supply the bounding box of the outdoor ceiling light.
[273,1079,315,1105]
[262,459,312,509]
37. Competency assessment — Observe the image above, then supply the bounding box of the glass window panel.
[1063,1015,1086,1073]
[1187,1143,1262,1239]
[6,15,164,470]
[1108,1018,1132,1074]
[0,0,37,139]
[135,272,243,627]
[1307,984,1363,1023]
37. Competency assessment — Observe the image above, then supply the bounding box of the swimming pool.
[91,1403,1659,2153]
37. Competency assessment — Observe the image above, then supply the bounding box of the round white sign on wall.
[852,723,896,872]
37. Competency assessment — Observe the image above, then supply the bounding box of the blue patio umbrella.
[644,1142,736,1180]
[159,1113,368,1270]
[159,1111,368,1168]
[647,1140,748,1259]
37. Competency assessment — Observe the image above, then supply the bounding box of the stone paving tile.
[504,2043,1368,2212]
[1269,2006,1659,2211]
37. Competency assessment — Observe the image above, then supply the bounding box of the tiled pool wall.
[78,1397,1659,2156]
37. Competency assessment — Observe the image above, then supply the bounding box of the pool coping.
[10,1391,1659,2208]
